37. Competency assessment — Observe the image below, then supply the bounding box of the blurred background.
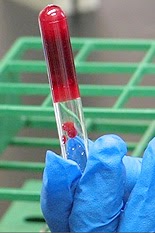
[1,0,155,57]
[0,0,155,226]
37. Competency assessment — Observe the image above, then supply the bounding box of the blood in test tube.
[39,5,88,170]
[62,121,77,138]
[39,5,80,103]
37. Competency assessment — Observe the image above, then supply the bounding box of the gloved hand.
[41,134,155,232]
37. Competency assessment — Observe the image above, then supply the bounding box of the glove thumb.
[41,150,82,232]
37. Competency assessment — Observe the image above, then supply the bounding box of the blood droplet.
[62,121,77,138]
[62,135,67,144]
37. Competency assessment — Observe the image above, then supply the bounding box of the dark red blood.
[62,121,77,138]
[39,5,80,103]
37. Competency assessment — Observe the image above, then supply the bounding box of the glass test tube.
[39,5,88,171]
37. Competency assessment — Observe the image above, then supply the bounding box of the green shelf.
[0,180,43,232]
[0,37,155,231]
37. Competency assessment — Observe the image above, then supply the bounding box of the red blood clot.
[62,121,77,138]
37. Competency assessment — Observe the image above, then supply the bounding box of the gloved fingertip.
[45,150,60,165]
[138,137,155,179]
[138,137,155,176]
[91,134,127,161]
[144,137,155,158]
[43,150,82,192]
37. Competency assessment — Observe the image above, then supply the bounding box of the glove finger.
[118,137,155,232]
[41,150,82,232]
[69,134,127,232]
[123,156,142,203]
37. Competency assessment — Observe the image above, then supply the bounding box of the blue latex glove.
[118,137,155,232]
[41,134,147,232]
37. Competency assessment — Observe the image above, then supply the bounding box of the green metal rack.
[0,37,155,231]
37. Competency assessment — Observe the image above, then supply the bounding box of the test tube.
[39,5,88,170]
